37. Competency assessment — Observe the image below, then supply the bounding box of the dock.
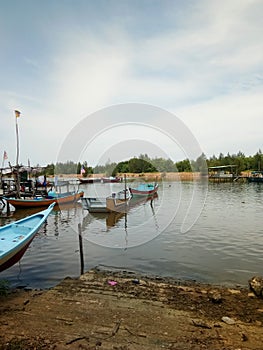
[208,165,239,182]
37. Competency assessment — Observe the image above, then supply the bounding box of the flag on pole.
[81,165,86,174]
[14,110,21,118]
[3,151,8,160]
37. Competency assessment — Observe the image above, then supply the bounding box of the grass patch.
[0,280,10,296]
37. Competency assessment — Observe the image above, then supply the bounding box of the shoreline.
[1,268,263,349]
[56,171,202,181]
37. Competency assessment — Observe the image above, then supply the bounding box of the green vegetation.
[41,149,262,176]
[0,279,9,296]
[207,150,263,174]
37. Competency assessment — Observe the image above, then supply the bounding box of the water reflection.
[1,181,263,289]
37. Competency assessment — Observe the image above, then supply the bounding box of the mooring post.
[6,200,10,215]
[78,223,84,275]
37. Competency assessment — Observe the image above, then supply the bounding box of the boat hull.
[5,191,84,209]
[247,177,263,183]
[106,197,130,213]
[106,188,131,213]
[81,197,109,213]
[0,238,33,272]
[130,184,158,197]
[101,177,122,183]
[0,203,55,272]
[79,178,101,184]
[81,189,131,213]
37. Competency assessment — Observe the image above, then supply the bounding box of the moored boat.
[81,189,132,213]
[101,176,122,183]
[106,188,132,213]
[4,191,84,209]
[0,203,55,272]
[130,183,158,197]
[247,171,263,183]
[81,197,109,213]
[79,177,102,184]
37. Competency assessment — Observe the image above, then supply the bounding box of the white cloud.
[177,87,263,156]
[1,0,262,166]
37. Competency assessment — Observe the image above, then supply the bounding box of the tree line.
[43,150,262,176]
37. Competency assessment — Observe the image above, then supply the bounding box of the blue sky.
[0,0,262,167]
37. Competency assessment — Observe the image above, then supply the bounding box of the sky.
[0,0,262,168]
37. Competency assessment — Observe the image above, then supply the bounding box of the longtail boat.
[5,191,84,209]
[106,188,132,213]
[79,177,102,184]
[0,203,55,272]
[81,197,109,213]
[81,189,132,213]
[130,183,158,197]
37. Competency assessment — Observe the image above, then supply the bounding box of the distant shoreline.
[55,172,202,181]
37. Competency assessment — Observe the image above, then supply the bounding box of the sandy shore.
[58,172,202,181]
[1,269,262,349]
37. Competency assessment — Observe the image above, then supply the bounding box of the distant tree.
[175,159,192,172]
[93,164,106,174]
[113,161,129,175]
[151,158,177,172]
[45,163,55,175]
[128,157,157,173]
[77,162,82,174]
[50,150,263,177]
[194,153,207,175]
[253,149,262,171]
[80,161,93,177]
[55,161,78,174]
[105,162,117,176]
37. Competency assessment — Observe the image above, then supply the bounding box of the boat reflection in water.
[81,193,158,230]
[80,192,158,253]
[81,211,125,232]
[0,193,158,285]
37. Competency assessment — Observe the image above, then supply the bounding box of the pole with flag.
[2,151,8,168]
[14,110,21,198]
[14,110,21,166]
[81,165,86,175]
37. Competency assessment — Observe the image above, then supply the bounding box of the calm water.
[1,181,263,289]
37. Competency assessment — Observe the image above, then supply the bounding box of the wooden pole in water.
[124,173,128,213]
[78,223,84,275]
[6,200,10,215]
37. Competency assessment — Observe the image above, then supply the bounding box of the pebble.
[249,276,263,297]
[222,316,235,325]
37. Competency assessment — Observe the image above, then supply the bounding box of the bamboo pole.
[14,111,21,198]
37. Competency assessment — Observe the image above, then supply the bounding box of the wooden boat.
[81,197,109,213]
[130,183,158,197]
[101,176,122,183]
[106,188,132,213]
[81,189,132,213]
[0,203,55,272]
[5,191,84,209]
[247,171,263,183]
[79,177,102,184]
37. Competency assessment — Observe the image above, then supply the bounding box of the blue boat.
[247,171,263,183]
[130,183,158,197]
[0,203,55,272]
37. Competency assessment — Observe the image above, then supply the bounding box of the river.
[0,180,262,289]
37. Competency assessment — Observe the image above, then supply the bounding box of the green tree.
[253,149,262,171]
[45,163,55,175]
[175,159,192,172]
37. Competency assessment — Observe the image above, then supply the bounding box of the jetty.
[208,165,239,182]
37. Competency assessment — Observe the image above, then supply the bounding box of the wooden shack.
[208,165,238,182]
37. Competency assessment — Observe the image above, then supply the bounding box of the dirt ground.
[1,269,263,350]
